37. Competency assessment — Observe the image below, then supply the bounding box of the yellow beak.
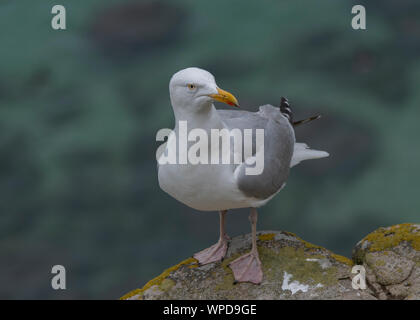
[209,87,239,107]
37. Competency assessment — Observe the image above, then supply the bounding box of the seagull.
[157,67,329,284]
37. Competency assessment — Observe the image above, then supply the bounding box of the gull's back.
[218,105,295,201]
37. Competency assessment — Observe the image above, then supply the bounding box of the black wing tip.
[279,97,293,123]
[279,97,324,127]
[292,114,322,127]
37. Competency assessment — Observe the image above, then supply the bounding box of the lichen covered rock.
[352,223,420,300]
[122,231,376,300]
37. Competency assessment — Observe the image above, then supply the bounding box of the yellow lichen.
[331,253,353,266]
[159,278,175,291]
[363,223,420,252]
[283,231,297,237]
[294,233,352,266]
[214,252,242,291]
[120,257,198,300]
[214,245,339,292]
[261,246,338,286]
[119,288,143,300]
[258,233,275,241]
[375,259,386,267]
[293,234,324,251]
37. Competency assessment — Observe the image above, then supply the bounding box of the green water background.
[0,0,419,298]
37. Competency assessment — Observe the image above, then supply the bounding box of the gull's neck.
[173,102,224,131]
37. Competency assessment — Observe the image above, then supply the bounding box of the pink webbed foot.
[228,250,263,284]
[193,235,229,265]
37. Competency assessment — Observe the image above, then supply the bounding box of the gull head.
[169,67,239,113]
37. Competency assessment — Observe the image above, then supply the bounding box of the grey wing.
[217,109,253,120]
[219,105,295,200]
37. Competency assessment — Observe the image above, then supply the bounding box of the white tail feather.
[290,143,329,168]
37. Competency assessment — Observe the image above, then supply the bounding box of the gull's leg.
[193,210,229,265]
[228,208,263,284]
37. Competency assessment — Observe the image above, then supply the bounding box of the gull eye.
[187,83,196,90]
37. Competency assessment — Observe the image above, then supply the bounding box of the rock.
[121,231,377,300]
[352,223,420,300]
[122,224,419,300]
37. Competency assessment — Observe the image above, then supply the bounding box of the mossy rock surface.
[352,223,420,300]
[122,231,376,300]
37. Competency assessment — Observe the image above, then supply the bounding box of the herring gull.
[157,67,329,284]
